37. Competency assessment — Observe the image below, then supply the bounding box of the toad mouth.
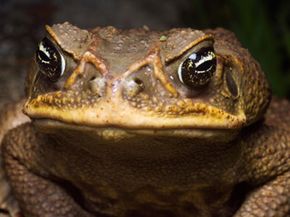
[24,96,246,131]
[33,118,239,142]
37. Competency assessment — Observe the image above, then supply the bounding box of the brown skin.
[0,22,289,217]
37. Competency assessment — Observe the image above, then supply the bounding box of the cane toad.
[0,22,289,217]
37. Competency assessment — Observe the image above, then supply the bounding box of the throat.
[83,182,238,217]
[40,127,242,217]
[45,128,241,187]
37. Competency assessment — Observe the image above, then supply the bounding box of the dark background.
[1,0,290,106]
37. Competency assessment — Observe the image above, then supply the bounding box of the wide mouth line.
[25,100,245,130]
[33,118,240,143]
[33,118,237,132]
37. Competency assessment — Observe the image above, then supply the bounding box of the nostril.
[89,75,97,81]
[124,78,145,97]
[133,78,145,90]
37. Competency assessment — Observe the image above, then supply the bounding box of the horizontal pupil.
[178,47,216,88]
[195,59,215,72]
[38,50,51,62]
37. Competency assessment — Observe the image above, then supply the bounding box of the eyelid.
[165,36,214,64]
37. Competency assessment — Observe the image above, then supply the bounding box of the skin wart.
[0,22,289,217]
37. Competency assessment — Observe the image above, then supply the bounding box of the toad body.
[0,22,289,217]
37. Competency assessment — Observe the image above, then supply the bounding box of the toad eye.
[36,37,65,82]
[177,47,216,88]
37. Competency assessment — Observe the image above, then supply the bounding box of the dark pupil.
[181,47,216,88]
[36,37,62,82]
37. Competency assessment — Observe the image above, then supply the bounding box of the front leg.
[235,172,289,217]
[0,101,30,217]
[2,124,93,217]
[237,126,290,217]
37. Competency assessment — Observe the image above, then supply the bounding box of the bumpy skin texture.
[0,23,289,217]
[0,101,29,217]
